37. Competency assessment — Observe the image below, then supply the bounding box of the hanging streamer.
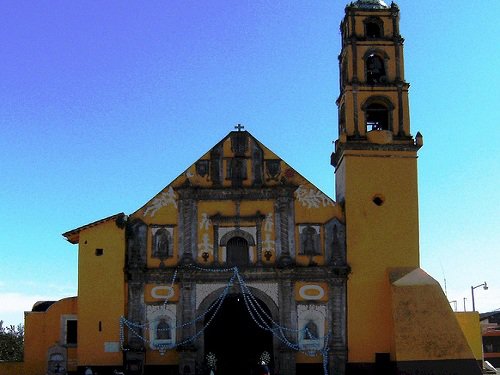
[120,265,331,375]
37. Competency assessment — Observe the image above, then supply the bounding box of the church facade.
[8,1,484,375]
[61,128,348,375]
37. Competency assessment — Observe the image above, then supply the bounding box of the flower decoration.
[259,351,271,365]
[206,352,217,369]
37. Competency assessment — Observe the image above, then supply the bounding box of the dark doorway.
[204,294,273,375]
[226,236,249,266]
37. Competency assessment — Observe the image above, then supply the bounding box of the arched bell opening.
[362,96,395,133]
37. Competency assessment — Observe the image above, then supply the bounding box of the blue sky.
[1,0,498,326]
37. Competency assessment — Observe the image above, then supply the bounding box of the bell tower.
[332,0,423,370]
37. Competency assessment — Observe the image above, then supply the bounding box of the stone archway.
[196,286,280,375]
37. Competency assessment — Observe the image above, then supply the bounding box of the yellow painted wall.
[23,297,77,375]
[0,362,24,375]
[295,352,322,364]
[390,268,477,362]
[456,312,483,362]
[77,220,125,366]
[336,151,419,363]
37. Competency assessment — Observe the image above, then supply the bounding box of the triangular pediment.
[134,131,339,221]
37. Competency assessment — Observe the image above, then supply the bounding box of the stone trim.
[176,186,296,201]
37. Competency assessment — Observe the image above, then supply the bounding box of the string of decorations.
[119,265,332,374]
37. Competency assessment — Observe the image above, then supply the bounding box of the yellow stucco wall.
[336,151,419,363]
[0,362,24,375]
[77,219,125,366]
[456,312,483,362]
[23,297,77,375]
[390,268,477,362]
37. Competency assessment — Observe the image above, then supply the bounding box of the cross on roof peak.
[234,123,245,132]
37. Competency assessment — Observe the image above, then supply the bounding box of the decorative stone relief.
[264,213,274,233]
[295,185,334,208]
[150,286,175,301]
[262,233,275,255]
[195,160,210,178]
[198,233,213,255]
[195,282,279,309]
[199,213,212,230]
[143,186,178,217]
[246,282,279,307]
[146,304,176,322]
[196,283,229,309]
[265,160,281,181]
[297,304,327,318]
[298,284,325,301]
[218,227,256,244]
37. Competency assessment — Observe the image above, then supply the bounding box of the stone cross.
[234,123,245,132]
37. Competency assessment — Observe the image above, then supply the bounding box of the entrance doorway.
[204,294,273,375]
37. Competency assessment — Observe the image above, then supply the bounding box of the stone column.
[277,195,293,267]
[127,281,145,350]
[179,198,196,264]
[178,270,197,374]
[278,275,296,375]
[213,224,219,264]
[330,275,348,375]
[256,217,263,265]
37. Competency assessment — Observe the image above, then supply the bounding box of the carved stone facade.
[122,131,347,375]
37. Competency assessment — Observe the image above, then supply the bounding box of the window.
[150,316,175,350]
[366,54,386,84]
[226,236,249,266]
[366,103,389,131]
[366,22,382,38]
[66,319,77,345]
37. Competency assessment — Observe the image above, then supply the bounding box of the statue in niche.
[230,131,248,154]
[265,160,281,180]
[195,160,210,178]
[329,222,347,267]
[227,158,247,187]
[156,319,171,340]
[210,145,222,186]
[301,226,320,255]
[252,146,264,185]
[152,228,171,260]
[304,320,319,340]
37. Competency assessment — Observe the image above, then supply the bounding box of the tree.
[0,320,24,361]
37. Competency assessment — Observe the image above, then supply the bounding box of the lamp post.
[471,282,488,311]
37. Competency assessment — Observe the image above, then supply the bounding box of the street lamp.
[471,282,488,311]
